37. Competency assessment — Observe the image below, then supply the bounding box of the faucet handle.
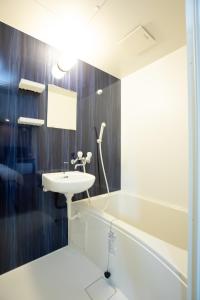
[70,153,76,165]
[86,152,92,163]
[77,151,83,159]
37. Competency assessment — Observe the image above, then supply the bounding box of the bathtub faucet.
[71,151,92,170]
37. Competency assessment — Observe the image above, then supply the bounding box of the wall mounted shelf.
[19,79,45,93]
[17,117,44,126]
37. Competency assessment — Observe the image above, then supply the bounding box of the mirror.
[47,84,77,130]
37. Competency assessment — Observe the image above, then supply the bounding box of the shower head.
[97,122,106,144]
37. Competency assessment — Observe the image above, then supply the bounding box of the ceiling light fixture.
[51,64,65,79]
[57,54,77,72]
[51,53,77,79]
[51,0,109,78]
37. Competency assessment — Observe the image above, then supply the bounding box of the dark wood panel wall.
[0,21,121,274]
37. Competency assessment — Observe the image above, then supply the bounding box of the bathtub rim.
[77,190,188,213]
[71,191,188,286]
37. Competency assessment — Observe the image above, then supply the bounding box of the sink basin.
[42,171,95,194]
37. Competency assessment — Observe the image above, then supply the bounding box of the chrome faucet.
[74,163,85,170]
[71,151,92,170]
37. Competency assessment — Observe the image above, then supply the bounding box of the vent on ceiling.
[118,25,156,55]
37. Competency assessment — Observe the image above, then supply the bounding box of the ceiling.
[0,0,186,78]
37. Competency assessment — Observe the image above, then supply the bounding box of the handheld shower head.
[97,122,106,144]
[97,122,110,195]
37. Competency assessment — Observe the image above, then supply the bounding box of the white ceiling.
[0,0,186,78]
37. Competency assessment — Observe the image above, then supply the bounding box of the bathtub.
[69,191,188,300]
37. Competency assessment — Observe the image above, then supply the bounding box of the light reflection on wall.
[0,59,15,86]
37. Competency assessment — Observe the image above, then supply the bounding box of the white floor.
[0,246,127,300]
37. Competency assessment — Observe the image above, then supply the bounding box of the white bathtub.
[69,191,188,300]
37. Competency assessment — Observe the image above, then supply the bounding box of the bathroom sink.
[42,171,95,194]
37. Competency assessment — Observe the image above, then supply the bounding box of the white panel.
[185,0,200,299]
[121,47,188,209]
[118,25,156,54]
[47,84,77,130]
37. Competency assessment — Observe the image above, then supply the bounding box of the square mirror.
[47,84,77,130]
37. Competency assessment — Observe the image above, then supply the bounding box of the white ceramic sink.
[42,171,95,194]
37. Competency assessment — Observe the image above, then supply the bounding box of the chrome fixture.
[71,151,92,170]
[71,151,92,199]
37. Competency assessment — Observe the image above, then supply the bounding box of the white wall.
[121,46,188,210]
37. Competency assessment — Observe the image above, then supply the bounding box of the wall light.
[57,53,77,72]
[51,64,65,79]
[52,52,78,79]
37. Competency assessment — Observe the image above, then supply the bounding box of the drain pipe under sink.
[65,193,80,220]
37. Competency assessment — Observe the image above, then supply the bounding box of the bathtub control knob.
[104,271,111,279]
